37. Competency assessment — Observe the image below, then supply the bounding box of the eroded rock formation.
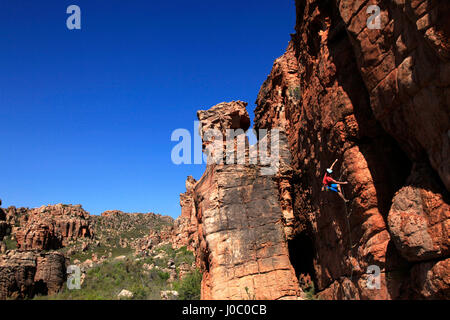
[253,0,449,299]
[388,163,449,262]
[176,101,302,300]
[14,204,94,251]
[175,0,449,300]
[0,250,66,299]
[171,176,199,251]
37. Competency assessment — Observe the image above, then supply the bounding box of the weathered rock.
[178,262,193,280]
[142,263,154,271]
[15,204,94,250]
[251,0,449,300]
[197,101,251,153]
[114,256,126,261]
[34,252,67,295]
[388,163,450,261]
[160,290,179,300]
[172,176,199,251]
[179,101,301,300]
[4,206,28,227]
[118,289,134,299]
[338,0,450,191]
[0,242,6,254]
[409,258,450,299]
[0,250,66,300]
[153,251,168,261]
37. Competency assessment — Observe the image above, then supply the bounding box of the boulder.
[0,250,66,299]
[388,164,450,261]
[160,290,178,300]
[118,289,134,299]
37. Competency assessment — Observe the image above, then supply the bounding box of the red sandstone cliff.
[11,204,94,251]
[0,204,92,299]
[175,0,449,300]
[253,0,449,299]
[175,101,302,300]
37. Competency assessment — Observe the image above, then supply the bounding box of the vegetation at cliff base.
[34,245,201,300]
[173,268,202,300]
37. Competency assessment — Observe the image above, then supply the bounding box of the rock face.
[177,101,302,300]
[0,221,7,242]
[0,250,66,299]
[172,176,199,251]
[15,204,94,251]
[409,258,450,299]
[173,0,449,300]
[388,163,450,262]
[0,202,7,242]
[252,0,449,299]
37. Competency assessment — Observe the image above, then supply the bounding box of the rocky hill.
[0,204,199,300]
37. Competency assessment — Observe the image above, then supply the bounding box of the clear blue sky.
[0,1,295,218]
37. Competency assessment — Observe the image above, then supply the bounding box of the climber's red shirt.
[322,172,334,186]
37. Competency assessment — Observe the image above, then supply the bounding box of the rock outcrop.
[252,0,449,299]
[0,201,7,242]
[171,176,199,251]
[388,163,449,262]
[0,250,66,299]
[87,210,173,257]
[135,227,174,255]
[0,203,177,300]
[177,101,302,300]
[15,204,94,251]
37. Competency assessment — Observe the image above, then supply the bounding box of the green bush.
[303,283,317,300]
[174,246,195,266]
[289,86,301,101]
[35,255,175,300]
[157,271,170,281]
[4,236,17,250]
[174,269,202,300]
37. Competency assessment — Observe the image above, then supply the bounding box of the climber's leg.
[337,191,349,202]
[330,183,349,202]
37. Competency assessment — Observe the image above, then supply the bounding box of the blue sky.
[0,1,295,218]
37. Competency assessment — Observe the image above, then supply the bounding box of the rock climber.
[321,159,349,202]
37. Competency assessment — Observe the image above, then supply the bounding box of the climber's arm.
[329,159,338,170]
[331,178,348,185]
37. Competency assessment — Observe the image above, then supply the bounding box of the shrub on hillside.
[174,269,202,300]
